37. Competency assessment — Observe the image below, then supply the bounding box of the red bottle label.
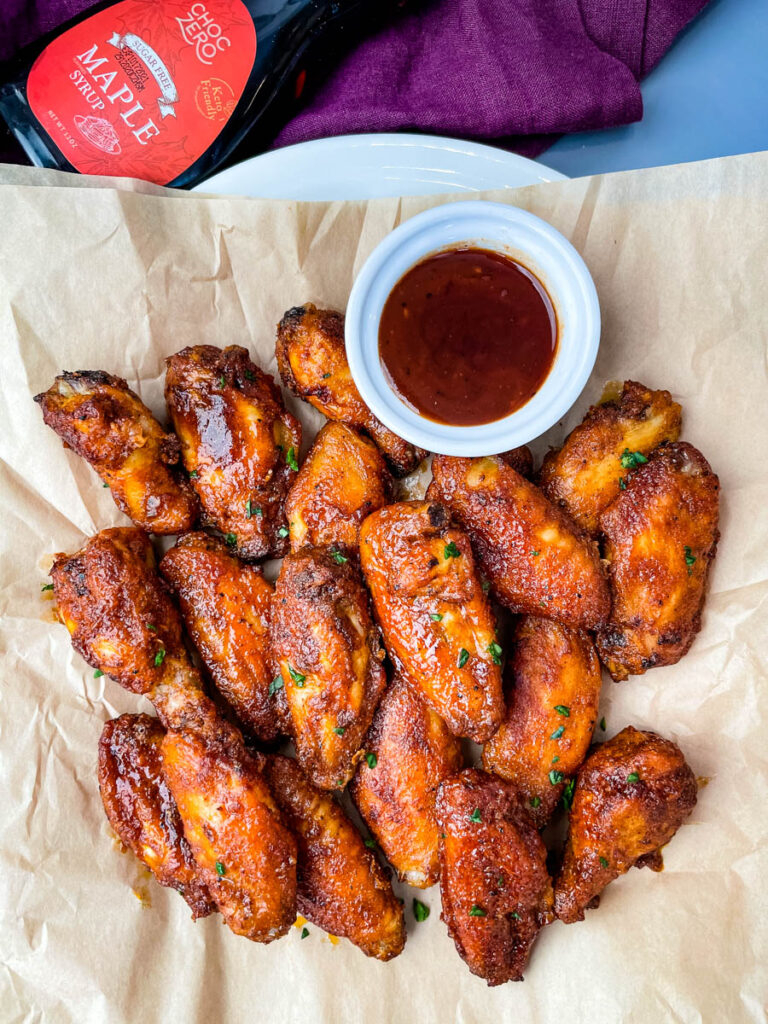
[27,0,257,184]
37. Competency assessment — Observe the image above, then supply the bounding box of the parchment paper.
[1,152,767,1024]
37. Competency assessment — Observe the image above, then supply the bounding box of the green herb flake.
[443,541,461,560]
[218,375,227,388]
[511,911,521,921]
[102,481,109,488]
[189,470,199,479]
[300,926,309,938]
[549,769,564,785]
[147,624,157,632]
[364,838,376,850]
[430,612,444,621]
[330,549,348,564]
[562,778,576,811]
[488,641,503,665]
[497,876,505,888]
[365,752,378,770]
[539,600,547,608]
[225,533,237,546]
[620,448,648,469]
[530,796,541,809]
[599,716,606,731]
[481,580,491,594]
[684,545,697,573]
[286,446,299,472]
[469,808,482,823]
[530,550,540,557]
[336,780,344,788]
[154,648,166,667]
[599,856,609,869]
[288,665,306,686]
[413,899,430,922]
[550,725,565,740]
[40,583,54,592]
[245,499,254,518]
[244,369,255,381]
[551,756,560,764]
[458,648,470,669]
[215,861,226,877]
[627,772,640,784]
[469,905,486,918]
[333,726,346,736]
[278,526,289,538]
[94,669,104,678]
[268,676,284,696]
[554,705,570,717]
[618,477,627,490]
[321,372,331,379]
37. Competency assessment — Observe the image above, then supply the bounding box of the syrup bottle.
[0,0,388,188]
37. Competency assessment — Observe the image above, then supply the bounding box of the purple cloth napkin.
[0,0,710,167]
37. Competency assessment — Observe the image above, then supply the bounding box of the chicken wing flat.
[98,713,215,919]
[539,380,682,535]
[159,532,285,742]
[435,769,554,986]
[596,441,720,681]
[359,501,504,742]
[35,371,198,534]
[271,547,387,788]
[165,345,301,560]
[285,422,392,556]
[264,755,406,960]
[276,304,427,476]
[428,455,609,631]
[554,725,697,924]
[499,445,534,479]
[350,675,463,888]
[482,617,602,828]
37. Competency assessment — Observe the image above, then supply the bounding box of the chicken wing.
[35,371,197,534]
[159,532,286,741]
[482,617,602,828]
[350,675,463,888]
[359,501,504,742]
[499,445,534,479]
[435,768,554,986]
[539,380,682,535]
[427,455,609,631]
[554,725,697,923]
[264,755,406,960]
[165,345,301,560]
[285,422,392,556]
[596,441,720,680]
[98,713,215,919]
[276,304,427,476]
[271,547,387,788]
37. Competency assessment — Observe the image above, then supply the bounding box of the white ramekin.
[345,200,600,456]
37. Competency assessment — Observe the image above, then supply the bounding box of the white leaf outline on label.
[108,32,179,118]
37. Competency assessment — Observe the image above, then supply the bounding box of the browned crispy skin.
[159,533,286,741]
[428,455,609,631]
[35,371,198,534]
[436,769,554,986]
[359,501,504,742]
[554,726,697,924]
[596,442,720,681]
[98,714,215,919]
[162,718,298,943]
[351,676,463,887]
[286,422,393,556]
[539,381,682,535]
[271,548,387,788]
[482,617,602,827]
[276,304,427,476]
[165,345,301,560]
[264,755,406,960]
[499,445,534,479]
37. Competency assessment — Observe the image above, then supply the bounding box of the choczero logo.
[177,3,231,65]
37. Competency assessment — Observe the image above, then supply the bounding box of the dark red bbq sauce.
[378,247,557,427]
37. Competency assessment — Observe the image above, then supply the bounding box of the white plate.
[196,132,567,200]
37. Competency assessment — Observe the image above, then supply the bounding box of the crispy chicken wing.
[350,675,463,888]
[165,345,301,560]
[98,713,215,919]
[539,380,682,535]
[359,501,504,742]
[596,442,720,680]
[482,617,602,828]
[428,455,609,631]
[435,769,554,986]
[271,547,387,789]
[499,445,534,479]
[159,532,286,741]
[554,725,697,923]
[35,371,197,534]
[285,422,392,556]
[264,755,406,960]
[276,304,427,476]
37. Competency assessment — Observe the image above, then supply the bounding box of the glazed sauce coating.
[379,248,557,426]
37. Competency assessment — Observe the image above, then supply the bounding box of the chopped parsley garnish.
[365,752,377,769]
[530,796,541,808]
[554,705,570,717]
[154,649,166,667]
[333,726,345,736]
[443,541,461,559]
[301,926,309,938]
[684,545,696,573]
[329,549,348,564]
[469,808,482,823]
[430,612,444,621]
[288,665,306,686]
[620,449,648,469]
[215,861,226,876]
[286,446,299,471]
[530,550,540,557]
[278,526,289,538]
[488,641,502,665]
[321,372,331,379]
[147,624,157,632]
[364,838,376,849]
[627,772,640,784]
[599,856,609,869]
[40,583,54,592]
[562,778,576,811]
[511,911,521,921]
[458,648,470,669]
[218,375,226,388]
[94,669,104,678]
[413,899,430,922]
[336,780,344,788]
[551,756,560,764]
[245,499,256,518]
[244,369,255,381]
[550,725,565,740]
[599,716,606,731]
[103,481,109,488]
[268,676,283,696]
[618,477,627,490]
[481,580,491,594]
[224,533,237,546]
[549,769,564,785]
[469,905,486,917]
[189,470,199,478]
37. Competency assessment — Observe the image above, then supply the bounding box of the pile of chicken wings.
[35,305,719,985]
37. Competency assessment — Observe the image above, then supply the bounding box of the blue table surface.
[542,0,768,178]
